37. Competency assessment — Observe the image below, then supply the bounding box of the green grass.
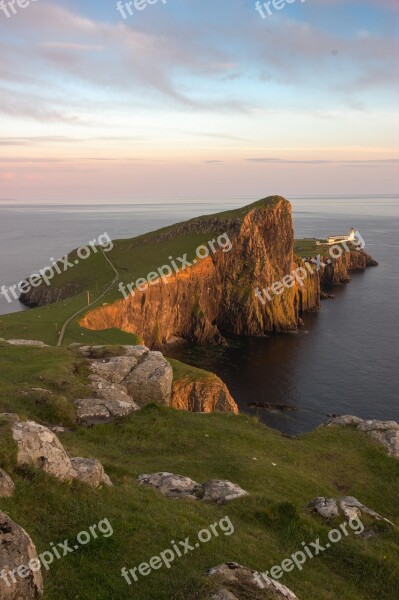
[169,358,217,383]
[294,239,328,258]
[0,405,398,600]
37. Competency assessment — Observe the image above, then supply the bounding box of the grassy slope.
[0,403,398,600]
[0,344,398,600]
[0,197,281,346]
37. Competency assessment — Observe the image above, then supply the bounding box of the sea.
[0,196,398,434]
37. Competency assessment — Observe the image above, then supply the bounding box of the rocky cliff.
[171,377,238,414]
[80,197,315,345]
[80,198,377,346]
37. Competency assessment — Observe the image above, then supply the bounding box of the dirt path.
[56,248,119,347]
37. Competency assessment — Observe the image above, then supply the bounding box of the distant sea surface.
[0,196,398,434]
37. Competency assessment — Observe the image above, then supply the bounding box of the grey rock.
[0,469,15,498]
[137,473,248,504]
[137,472,202,500]
[11,421,77,482]
[339,496,393,524]
[206,563,299,600]
[369,428,399,458]
[74,397,139,425]
[6,339,49,347]
[201,480,248,505]
[327,415,363,427]
[88,374,135,405]
[89,356,138,384]
[326,416,399,458]
[125,352,173,406]
[70,458,112,488]
[307,495,394,526]
[0,510,43,599]
[121,345,149,359]
[306,497,339,519]
[357,420,399,432]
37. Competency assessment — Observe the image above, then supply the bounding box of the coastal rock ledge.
[326,416,399,458]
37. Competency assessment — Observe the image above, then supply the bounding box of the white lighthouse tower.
[349,228,356,241]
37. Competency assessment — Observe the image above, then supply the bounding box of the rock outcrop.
[171,377,238,413]
[70,458,112,488]
[206,563,299,600]
[12,421,77,482]
[0,511,43,599]
[79,197,377,347]
[0,469,15,497]
[74,344,173,423]
[137,472,248,504]
[10,420,112,487]
[320,249,378,287]
[137,473,202,500]
[80,198,306,345]
[74,397,137,426]
[124,351,173,407]
[307,496,394,526]
[4,340,49,348]
[326,416,399,458]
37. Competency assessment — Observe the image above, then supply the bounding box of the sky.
[0,0,398,202]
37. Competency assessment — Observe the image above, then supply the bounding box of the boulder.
[11,421,77,482]
[339,496,393,524]
[5,339,49,347]
[89,356,138,384]
[206,563,299,600]
[306,496,393,526]
[0,469,15,498]
[121,345,149,360]
[326,415,363,427]
[326,416,399,458]
[70,458,112,488]
[74,397,139,425]
[137,473,248,504]
[137,472,202,500]
[125,351,173,406]
[0,511,43,599]
[88,375,135,404]
[306,497,339,519]
[201,480,248,505]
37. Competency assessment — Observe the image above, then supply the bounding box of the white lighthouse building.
[326,228,356,245]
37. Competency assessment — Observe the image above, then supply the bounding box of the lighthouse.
[349,228,356,241]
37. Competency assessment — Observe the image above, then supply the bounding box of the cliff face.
[320,250,378,287]
[171,377,238,414]
[80,198,377,347]
[20,282,83,307]
[80,198,312,346]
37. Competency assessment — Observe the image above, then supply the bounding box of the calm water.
[0,197,398,434]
